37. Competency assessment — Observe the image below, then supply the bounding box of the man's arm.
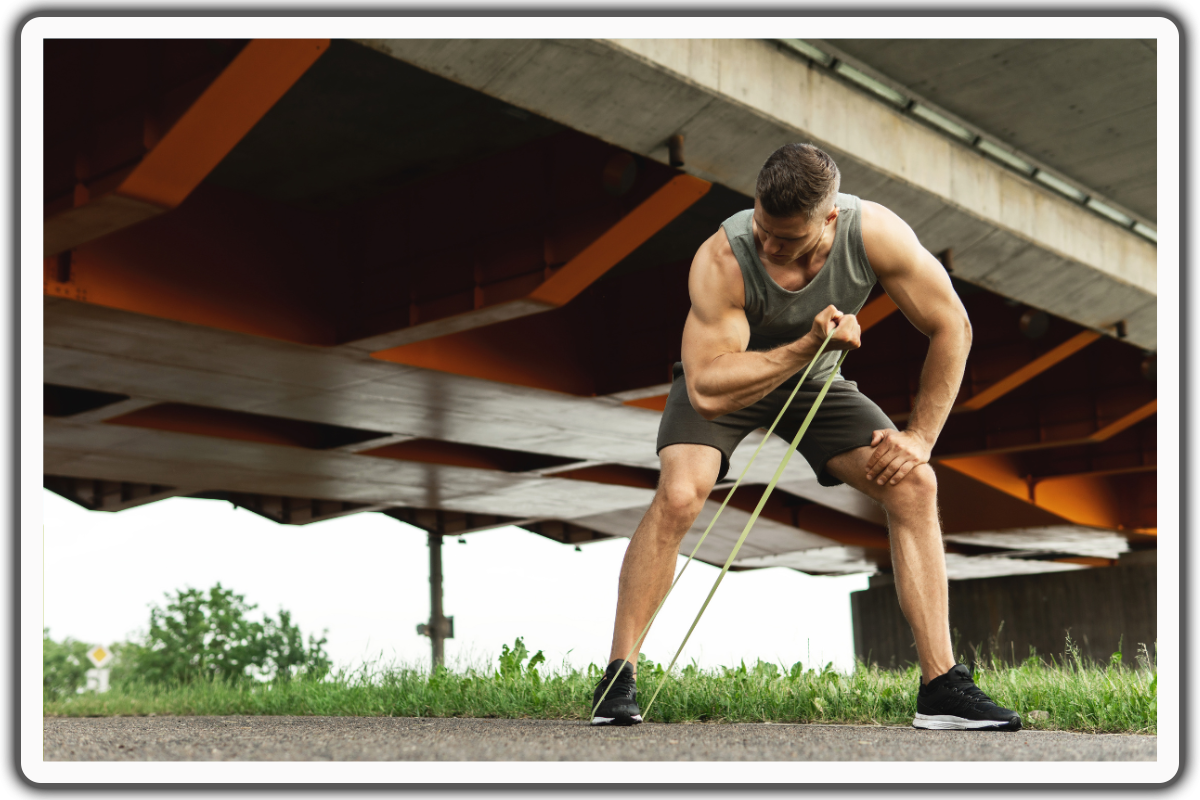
[681,231,860,420]
[860,201,973,486]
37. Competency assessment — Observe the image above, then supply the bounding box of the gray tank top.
[720,192,877,383]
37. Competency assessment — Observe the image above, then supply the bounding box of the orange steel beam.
[369,174,710,351]
[1032,473,1128,530]
[958,330,1101,411]
[1055,557,1116,567]
[623,394,670,411]
[44,39,330,257]
[361,438,577,473]
[554,464,661,490]
[1090,399,1158,441]
[369,310,599,394]
[528,175,711,306]
[938,399,1158,460]
[370,175,711,383]
[104,401,385,450]
[857,292,899,331]
[940,452,1156,531]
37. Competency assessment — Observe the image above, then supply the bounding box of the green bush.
[117,583,331,686]
[45,584,329,697]
[42,628,91,699]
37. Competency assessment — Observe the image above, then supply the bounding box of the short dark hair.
[755,143,841,220]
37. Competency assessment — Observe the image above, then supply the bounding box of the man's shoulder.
[858,199,911,236]
[858,199,929,278]
[701,227,744,275]
[706,224,736,260]
[691,228,747,307]
[858,200,911,251]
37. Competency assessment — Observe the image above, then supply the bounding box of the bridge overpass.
[41,37,1159,666]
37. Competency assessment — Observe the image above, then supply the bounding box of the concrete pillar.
[851,556,1157,668]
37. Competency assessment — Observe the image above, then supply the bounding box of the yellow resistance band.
[641,347,849,721]
[591,332,846,723]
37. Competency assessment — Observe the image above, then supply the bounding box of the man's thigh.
[774,379,898,488]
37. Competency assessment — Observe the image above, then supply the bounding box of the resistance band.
[641,347,849,721]
[591,331,846,723]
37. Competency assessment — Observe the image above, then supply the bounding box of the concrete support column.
[851,558,1157,668]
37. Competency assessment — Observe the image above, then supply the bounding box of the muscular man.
[591,143,1020,732]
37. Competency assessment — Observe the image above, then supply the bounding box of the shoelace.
[946,680,994,706]
[600,670,637,700]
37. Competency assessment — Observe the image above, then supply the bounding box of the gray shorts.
[656,362,898,486]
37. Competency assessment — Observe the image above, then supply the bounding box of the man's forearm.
[905,325,971,447]
[687,333,823,419]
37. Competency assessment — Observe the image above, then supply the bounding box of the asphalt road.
[43,717,1156,761]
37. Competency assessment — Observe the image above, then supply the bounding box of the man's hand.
[809,305,861,351]
[865,429,932,486]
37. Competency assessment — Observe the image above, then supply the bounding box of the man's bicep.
[683,237,750,367]
[682,304,749,373]
[881,251,966,337]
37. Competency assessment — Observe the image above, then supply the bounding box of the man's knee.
[654,477,710,527]
[882,463,938,514]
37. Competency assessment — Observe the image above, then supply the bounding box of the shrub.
[42,628,91,699]
[121,583,330,686]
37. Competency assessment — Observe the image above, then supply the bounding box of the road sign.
[86,644,112,668]
[84,668,110,693]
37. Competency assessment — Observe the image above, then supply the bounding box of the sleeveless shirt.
[719,192,877,383]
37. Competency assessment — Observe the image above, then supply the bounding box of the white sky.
[41,488,869,676]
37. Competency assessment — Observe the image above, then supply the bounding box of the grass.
[44,642,1156,734]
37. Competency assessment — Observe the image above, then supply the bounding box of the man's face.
[752,199,838,266]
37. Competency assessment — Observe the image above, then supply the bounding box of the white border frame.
[20,13,1180,787]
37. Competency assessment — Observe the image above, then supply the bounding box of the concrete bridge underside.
[362,38,1156,351]
[41,38,1157,615]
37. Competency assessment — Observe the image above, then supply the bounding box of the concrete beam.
[360,38,1156,350]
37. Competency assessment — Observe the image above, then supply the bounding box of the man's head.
[753,143,842,265]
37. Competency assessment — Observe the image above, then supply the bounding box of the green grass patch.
[44,648,1155,734]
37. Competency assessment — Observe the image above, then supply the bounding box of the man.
[591,143,1021,732]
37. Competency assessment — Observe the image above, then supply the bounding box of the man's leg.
[608,443,723,667]
[824,447,955,683]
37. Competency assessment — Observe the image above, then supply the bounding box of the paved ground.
[43,717,1156,761]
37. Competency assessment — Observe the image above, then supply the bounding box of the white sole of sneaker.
[913,713,1019,730]
[590,715,643,726]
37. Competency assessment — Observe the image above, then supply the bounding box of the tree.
[125,583,330,685]
[42,628,91,699]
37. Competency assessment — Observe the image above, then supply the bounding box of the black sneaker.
[590,659,643,726]
[913,664,1022,731]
